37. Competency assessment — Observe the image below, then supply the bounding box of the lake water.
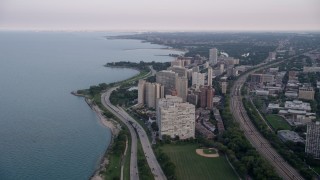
[0,31,182,180]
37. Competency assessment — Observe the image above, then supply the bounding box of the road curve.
[230,63,304,179]
[102,86,166,180]
[101,87,139,180]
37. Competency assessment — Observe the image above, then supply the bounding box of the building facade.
[157,96,195,139]
[156,70,178,95]
[168,66,187,78]
[145,82,164,108]
[138,79,146,104]
[199,85,214,109]
[299,87,315,100]
[176,76,188,102]
[207,67,213,86]
[192,72,205,89]
[221,82,227,94]
[209,48,218,65]
[306,122,320,159]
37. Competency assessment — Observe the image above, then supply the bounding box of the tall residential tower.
[209,48,218,65]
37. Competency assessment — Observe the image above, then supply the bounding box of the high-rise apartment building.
[176,76,188,102]
[156,95,183,127]
[138,80,164,108]
[221,82,228,94]
[207,67,213,86]
[219,63,225,74]
[138,79,146,104]
[145,82,164,108]
[192,72,205,89]
[200,85,214,109]
[145,82,156,108]
[209,48,218,65]
[306,122,320,159]
[192,66,199,73]
[206,87,214,109]
[157,96,195,139]
[156,70,178,95]
[168,66,187,78]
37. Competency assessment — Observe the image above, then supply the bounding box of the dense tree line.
[154,148,176,180]
[219,96,280,179]
[242,98,315,179]
[105,61,170,72]
[137,143,154,180]
[80,83,111,96]
[112,130,128,156]
[110,87,137,107]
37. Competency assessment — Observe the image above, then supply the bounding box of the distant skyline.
[1,0,319,31]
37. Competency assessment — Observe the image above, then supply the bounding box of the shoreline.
[71,94,121,180]
[72,66,143,180]
[73,46,178,179]
[86,98,121,180]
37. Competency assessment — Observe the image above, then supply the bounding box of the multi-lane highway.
[230,61,304,179]
[101,87,139,180]
[117,107,167,180]
[102,86,166,180]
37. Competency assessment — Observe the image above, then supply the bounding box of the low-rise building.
[285,91,298,98]
[268,103,280,110]
[285,100,311,111]
[303,66,320,73]
[277,130,304,143]
[299,87,315,100]
[255,90,269,96]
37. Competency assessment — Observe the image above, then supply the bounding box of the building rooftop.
[278,130,304,143]
[285,100,311,111]
[268,103,280,109]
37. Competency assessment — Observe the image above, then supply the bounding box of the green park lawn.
[160,144,238,180]
[266,114,291,131]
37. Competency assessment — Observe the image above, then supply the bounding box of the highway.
[117,106,167,180]
[102,86,166,180]
[101,88,139,180]
[230,60,304,179]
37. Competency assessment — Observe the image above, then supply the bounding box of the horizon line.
[1,28,320,33]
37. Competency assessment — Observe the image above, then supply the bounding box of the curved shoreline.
[72,66,144,180]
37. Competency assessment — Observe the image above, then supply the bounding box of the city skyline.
[1,0,319,31]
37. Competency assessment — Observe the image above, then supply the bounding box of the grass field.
[266,114,291,131]
[160,144,238,180]
[104,154,121,180]
[123,135,131,180]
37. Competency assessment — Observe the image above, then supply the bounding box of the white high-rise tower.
[209,48,218,65]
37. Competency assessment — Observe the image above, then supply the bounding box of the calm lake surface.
[0,31,182,180]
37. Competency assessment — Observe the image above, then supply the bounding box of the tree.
[151,122,159,131]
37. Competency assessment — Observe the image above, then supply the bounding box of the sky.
[0,0,319,31]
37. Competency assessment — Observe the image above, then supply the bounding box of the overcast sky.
[1,0,319,31]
